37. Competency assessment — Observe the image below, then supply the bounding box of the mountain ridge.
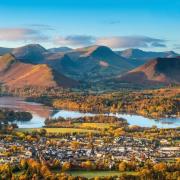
[116,57,180,86]
[0,44,179,85]
[0,53,78,88]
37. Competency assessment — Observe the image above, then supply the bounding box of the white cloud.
[96,36,166,48]
[54,35,96,47]
[54,35,166,49]
[0,28,166,49]
[0,28,49,42]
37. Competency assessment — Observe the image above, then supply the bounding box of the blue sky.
[0,0,180,52]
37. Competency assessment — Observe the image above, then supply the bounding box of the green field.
[15,170,136,178]
[17,128,97,134]
[79,123,113,129]
[66,170,137,178]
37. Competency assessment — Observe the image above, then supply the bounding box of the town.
[0,134,179,166]
[0,122,180,179]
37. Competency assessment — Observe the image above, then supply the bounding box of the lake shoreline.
[25,96,180,120]
[0,96,179,129]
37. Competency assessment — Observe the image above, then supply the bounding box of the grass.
[14,170,137,178]
[79,123,113,129]
[66,170,137,178]
[13,170,25,176]
[17,128,97,134]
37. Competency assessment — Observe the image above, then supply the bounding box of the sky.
[0,0,180,52]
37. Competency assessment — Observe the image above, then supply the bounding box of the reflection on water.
[110,113,180,129]
[52,110,96,119]
[0,96,53,128]
[0,97,179,129]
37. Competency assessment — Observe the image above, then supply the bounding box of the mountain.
[12,44,47,64]
[116,57,180,86]
[0,44,134,82]
[46,54,78,77]
[1,44,179,84]
[0,47,13,55]
[63,45,133,81]
[48,47,73,53]
[116,48,179,66]
[0,54,78,88]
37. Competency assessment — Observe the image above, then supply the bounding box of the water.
[0,97,179,129]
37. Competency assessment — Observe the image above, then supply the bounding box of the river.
[0,97,179,128]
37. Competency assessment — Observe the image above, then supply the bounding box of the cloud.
[54,35,166,49]
[96,36,166,48]
[151,42,166,47]
[54,35,96,47]
[0,28,49,42]
[174,44,180,50]
[28,24,55,31]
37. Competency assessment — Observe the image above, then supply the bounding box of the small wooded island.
[0,109,32,129]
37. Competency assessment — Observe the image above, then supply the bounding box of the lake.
[0,96,179,128]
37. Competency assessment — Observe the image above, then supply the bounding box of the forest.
[51,88,180,118]
[2,86,178,118]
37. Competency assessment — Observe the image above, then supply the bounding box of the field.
[66,170,137,178]
[79,123,114,129]
[17,128,97,134]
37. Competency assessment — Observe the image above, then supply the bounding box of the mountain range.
[116,48,179,66]
[0,44,179,89]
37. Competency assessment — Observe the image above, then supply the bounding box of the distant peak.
[77,45,110,51]
[122,48,144,54]
[15,44,47,51]
[48,46,72,53]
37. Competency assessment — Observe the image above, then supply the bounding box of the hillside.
[2,44,132,81]
[0,44,179,84]
[12,44,47,64]
[116,57,180,86]
[0,53,17,72]
[116,48,179,66]
[63,45,133,81]
[0,54,78,88]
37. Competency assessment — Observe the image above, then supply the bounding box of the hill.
[0,44,179,84]
[63,45,133,81]
[6,44,132,81]
[116,57,180,86]
[116,48,179,66]
[12,44,47,64]
[0,54,78,88]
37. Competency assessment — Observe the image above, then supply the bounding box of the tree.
[70,141,80,150]
[39,129,47,136]
[119,162,127,172]
[139,168,152,179]
[20,159,28,170]
[153,163,167,172]
[62,162,71,171]
[81,160,95,170]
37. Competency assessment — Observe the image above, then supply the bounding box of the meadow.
[17,128,97,134]
[66,170,137,178]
